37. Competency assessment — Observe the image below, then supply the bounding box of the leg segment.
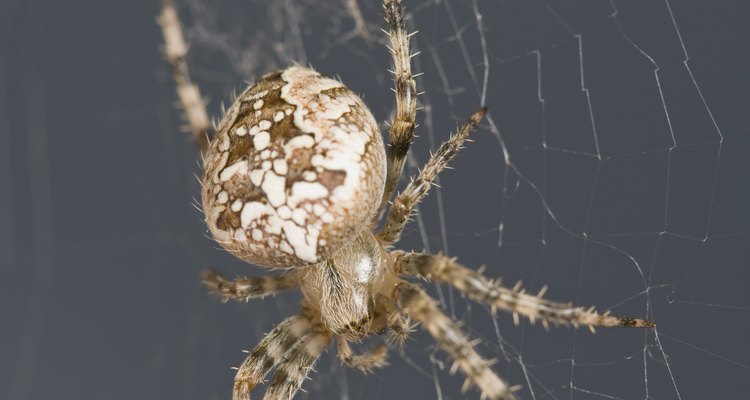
[393,251,655,330]
[202,270,297,302]
[377,108,487,245]
[376,0,418,218]
[336,336,389,373]
[262,326,332,400]
[395,283,515,400]
[232,311,313,400]
[158,0,212,156]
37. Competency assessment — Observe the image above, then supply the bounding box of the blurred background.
[1,0,749,399]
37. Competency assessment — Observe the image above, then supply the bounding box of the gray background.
[1,0,749,399]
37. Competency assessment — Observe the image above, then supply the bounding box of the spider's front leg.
[378,108,486,245]
[377,0,418,218]
[393,251,655,330]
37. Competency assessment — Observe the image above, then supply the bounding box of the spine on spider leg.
[394,252,655,330]
[158,0,212,157]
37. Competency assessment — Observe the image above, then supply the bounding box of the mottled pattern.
[202,66,386,268]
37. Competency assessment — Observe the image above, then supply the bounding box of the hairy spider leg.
[378,107,487,245]
[202,270,298,302]
[158,0,212,156]
[377,0,419,219]
[393,252,656,330]
[396,283,517,400]
[262,324,331,400]
[232,311,313,400]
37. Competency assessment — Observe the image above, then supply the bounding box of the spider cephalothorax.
[160,0,654,399]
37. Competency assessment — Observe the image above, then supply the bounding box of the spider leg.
[202,270,298,302]
[158,0,212,156]
[336,336,389,373]
[394,251,655,330]
[262,325,332,400]
[377,108,487,245]
[376,0,418,219]
[232,310,314,400]
[395,283,516,400]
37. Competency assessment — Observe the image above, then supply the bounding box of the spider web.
[176,1,750,398]
[1,1,748,400]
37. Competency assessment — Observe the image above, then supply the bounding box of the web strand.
[172,1,749,399]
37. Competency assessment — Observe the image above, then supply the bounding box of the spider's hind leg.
[393,251,655,330]
[158,0,213,156]
[202,270,298,302]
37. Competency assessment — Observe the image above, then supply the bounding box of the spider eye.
[201,66,387,268]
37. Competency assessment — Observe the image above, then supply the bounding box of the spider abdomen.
[202,66,386,268]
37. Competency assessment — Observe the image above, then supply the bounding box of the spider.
[159,0,654,398]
